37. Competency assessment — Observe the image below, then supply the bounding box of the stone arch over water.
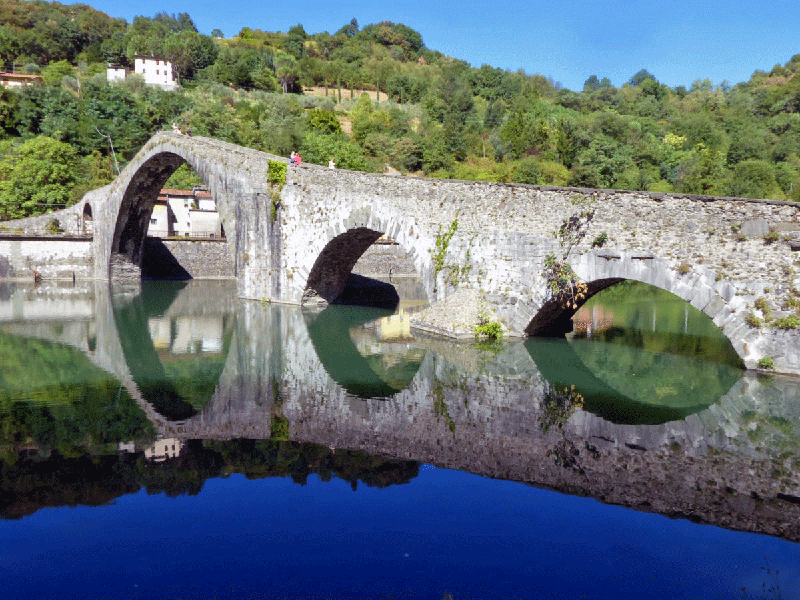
[106,151,237,279]
[111,151,185,271]
[299,203,434,306]
[523,249,750,365]
[77,131,800,374]
[93,133,277,283]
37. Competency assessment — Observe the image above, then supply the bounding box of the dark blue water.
[2,467,799,600]
[1,279,799,599]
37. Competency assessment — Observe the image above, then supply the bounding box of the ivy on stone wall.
[431,217,458,292]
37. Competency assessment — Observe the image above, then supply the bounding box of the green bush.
[754,297,772,320]
[267,159,287,186]
[758,356,775,370]
[591,232,608,248]
[771,315,800,329]
[511,156,542,185]
[745,312,763,328]
[46,218,63,234]
[299,132,368,171]
[474,311,503,341]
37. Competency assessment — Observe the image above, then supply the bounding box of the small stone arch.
[81,201,94,235]
[300,206,433,306]
[523,249,748,364]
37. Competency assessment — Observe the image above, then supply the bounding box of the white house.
[107,57,177,90]
[106,64,127,83]
[144,438,183,462]
[148,188,224,239]
[148,314,225,354]
[134,55,177,90]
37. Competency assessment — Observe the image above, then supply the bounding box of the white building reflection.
[144,438,184,462]
[148,316,224,354]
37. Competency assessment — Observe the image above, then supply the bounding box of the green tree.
[423,62,475,161]
[306,108,341,134]
[583,75,601,92]
[335,18,359,38]
[727,159,780,199]
[275,53,300,93]
[79,79,151,158]
[0,136,80,218]
[675,143,727,195]
[163,31,219,81]
[0,88,19,137]
[628,69,656,87]
[285,24,307,59]
[350,92,377,142]
[40,59,75,86]
[300,132,368,171]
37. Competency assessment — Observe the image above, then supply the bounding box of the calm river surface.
[1,278,799,599]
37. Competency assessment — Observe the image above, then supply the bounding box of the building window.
[150,218,157,225]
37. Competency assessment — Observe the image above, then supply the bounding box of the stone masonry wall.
[0,236,93,280]
[152,239,236,279]
[287,167,800,309]
[282,165,800,372]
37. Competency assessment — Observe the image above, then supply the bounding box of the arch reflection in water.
[2,280,800,544]
[303,304,426,399]
[535,280,745,425]
[112,280,236,420]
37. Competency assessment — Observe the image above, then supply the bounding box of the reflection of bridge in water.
[1,281,800,542]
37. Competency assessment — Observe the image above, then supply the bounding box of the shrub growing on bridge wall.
[267,159,287,187]
[267,159,287,223]
[543,195,595,309]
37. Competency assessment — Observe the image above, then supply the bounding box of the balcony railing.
[147,230,225,240]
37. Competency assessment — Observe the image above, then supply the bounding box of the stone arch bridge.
[75,132,800,374]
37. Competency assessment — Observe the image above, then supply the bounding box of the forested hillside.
[1,0,799,219]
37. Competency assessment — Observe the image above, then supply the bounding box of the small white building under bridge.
[148,188,224,239]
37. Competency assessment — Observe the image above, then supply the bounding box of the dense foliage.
[0,331,156,458]
[0,436,420,518]
[1,0,799,219]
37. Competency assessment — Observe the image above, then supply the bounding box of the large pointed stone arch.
[92,132,286,290]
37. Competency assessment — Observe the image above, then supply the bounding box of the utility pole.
[96,128,120,175]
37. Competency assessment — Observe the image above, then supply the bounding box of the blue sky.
[85,0,799,91]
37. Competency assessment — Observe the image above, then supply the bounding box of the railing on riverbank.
[147,230,226,240]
